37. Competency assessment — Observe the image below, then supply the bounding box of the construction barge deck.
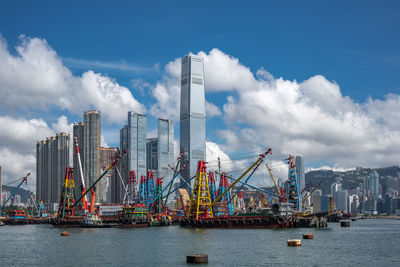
[179,214,328,229]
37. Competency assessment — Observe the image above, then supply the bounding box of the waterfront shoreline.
[360,216,400,220]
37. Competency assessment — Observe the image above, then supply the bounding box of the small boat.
[287,239,301,246]
[340,220,351,227]
[303,233,314,239]
[60,231,70,236]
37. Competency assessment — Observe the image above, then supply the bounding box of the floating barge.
[179,203,328,229]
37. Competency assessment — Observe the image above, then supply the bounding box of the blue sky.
[0,0,399,184]
[2,0,400,99]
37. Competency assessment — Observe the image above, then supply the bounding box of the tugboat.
[81,213,109,228]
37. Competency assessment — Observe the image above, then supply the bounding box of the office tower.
[295,155,305,196]
[180,55,206,185]
[146,138,158,176]
[157,118,174,182]
[99,147,117,203]
[145,119,174,182]
[369,170,379,197]
[36,133,70,210]
[120,112,147,201]
[336,189,349,212]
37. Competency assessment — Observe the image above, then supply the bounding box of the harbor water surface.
[1,219,399,266]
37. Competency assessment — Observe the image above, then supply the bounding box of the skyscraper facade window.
[180,55,206,185]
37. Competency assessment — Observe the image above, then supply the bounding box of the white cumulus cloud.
[0,35,144,124]
[149,48,400,170]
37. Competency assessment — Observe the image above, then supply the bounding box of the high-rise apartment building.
[73,111,101,203]
[120,112,147,201]
[84,111,101,190]
[36,133,70,210]
[180,55,206,185]
[99,147,118,203]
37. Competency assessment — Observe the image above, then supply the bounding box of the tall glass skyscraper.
[120,112,147,200]
[295,155,305,197]
[146,138,158,175]
[180,55,206,185]
[369,170,379,197]
[158,118,174,182]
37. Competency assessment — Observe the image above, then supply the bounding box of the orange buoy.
[60,231,70,236]
[303,233,314,239]
[287,239,301,246]
[187,254,208,264]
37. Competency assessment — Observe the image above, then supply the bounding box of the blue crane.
[0,173,30,216]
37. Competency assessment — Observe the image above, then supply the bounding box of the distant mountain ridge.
[1,185,30,203]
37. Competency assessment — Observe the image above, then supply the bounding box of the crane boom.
[210,149,271,207]
[71,150,126,209]
[266,163,282,198]
[73,135,88,212]
[216,171,278,198]
[302,179,325,204]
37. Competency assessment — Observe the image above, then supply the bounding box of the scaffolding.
[57,167,76,218]
[287,155,301,211]
[189,161,213,220]
[215,173,234,216]
[126,171,137,205]
[208,172,217,203]
[152,178,163,214]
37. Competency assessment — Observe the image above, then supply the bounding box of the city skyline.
[0,1,400,189]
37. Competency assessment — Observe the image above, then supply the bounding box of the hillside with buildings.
[305,166,400,215]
